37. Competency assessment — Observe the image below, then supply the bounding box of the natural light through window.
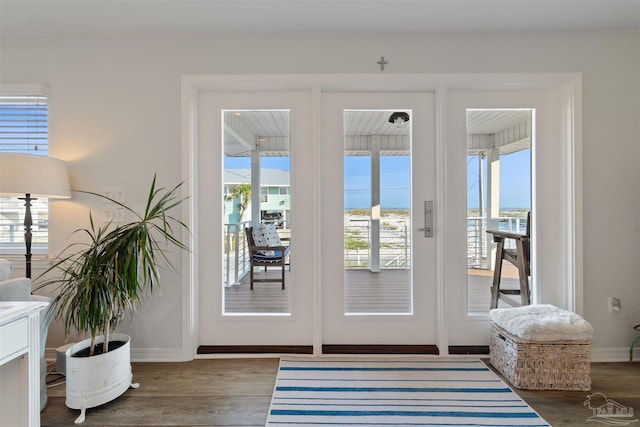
[0,95,50,255]
[221,109,291,315]
[466,108,532,315]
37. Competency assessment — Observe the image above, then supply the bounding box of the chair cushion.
[0,277,31,301]
[252,223,282,247]
[254,246,290,261]
[0,259,12,281]
[252,223,284,256]
[264,226,282,247]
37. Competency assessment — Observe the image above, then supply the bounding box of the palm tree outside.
[225,183,251,223]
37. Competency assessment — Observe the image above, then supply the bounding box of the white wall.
[1,30,638,359]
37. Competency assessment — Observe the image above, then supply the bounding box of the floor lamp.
[0,153,70,278]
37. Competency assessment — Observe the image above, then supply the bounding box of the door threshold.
[197,345,313,355]
[322,345,439,355]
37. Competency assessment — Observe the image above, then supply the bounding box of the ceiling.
[0,0,638,36]
[224,108,531,157]
[466,110,530,135]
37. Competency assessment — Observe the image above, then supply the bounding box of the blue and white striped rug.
[266,357,550,426]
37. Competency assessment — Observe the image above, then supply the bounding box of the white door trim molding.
[180,73,582,359]
[434,86,449,356]
[562,76,584,316]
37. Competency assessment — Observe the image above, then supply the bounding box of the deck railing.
[344,219,411,269]
[467,216,528,268]
[224,221,251,287]
[223,215,528,285]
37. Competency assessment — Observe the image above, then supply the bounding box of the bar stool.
[486,212,531,309]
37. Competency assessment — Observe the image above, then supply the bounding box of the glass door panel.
[343,110,411,314]
[466,109,532,315]
[222,110,291,315]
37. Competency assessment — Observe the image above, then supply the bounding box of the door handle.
[417,200,434,238]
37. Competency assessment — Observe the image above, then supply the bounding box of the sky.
[226,150,530,210]
[467,149,531,209]
[344,156,410,209]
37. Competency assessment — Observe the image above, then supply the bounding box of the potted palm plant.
[35,175,189,424]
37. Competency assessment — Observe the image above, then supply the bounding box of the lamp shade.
[0,152,71,198]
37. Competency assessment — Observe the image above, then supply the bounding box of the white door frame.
[193,90,316,349]
[180,73,582,359]
[320,91,437,349]
[445,89,573,348]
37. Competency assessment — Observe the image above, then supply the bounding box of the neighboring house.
[223,169,290,225]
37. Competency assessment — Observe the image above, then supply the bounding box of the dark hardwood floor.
[41,359,640,426]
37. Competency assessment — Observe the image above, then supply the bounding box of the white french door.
[196,90,315,349]
[185,75,580,357]
[320,92,438,351]
[444,89,566,347]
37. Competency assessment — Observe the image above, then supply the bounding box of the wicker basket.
[489,322,591,391]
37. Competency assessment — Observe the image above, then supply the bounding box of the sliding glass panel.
[222,110,291,314]
[466,108,532,314]
[343,110,412,315]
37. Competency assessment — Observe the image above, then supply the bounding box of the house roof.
[0,0,637,36]
[224,168,290,186]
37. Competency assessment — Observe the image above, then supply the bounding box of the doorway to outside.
[466,109,533,315]
[186,75,581,357]
[321,91,437,352]
[222,109,292,315]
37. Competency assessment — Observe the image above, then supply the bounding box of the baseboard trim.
[322,345,439,355]
[44,345,637,363]
[448,345,490,355]
[590,347,637,362]
[130,348,186,362]
[197,345,313,355]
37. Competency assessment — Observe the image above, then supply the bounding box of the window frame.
[0,86,51,256]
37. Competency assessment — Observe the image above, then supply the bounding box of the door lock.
[417,200,434,238]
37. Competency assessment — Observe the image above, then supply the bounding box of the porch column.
[370,136,380,272]
[478,153,485,268]
[486,147,500,270]
[251,142,261,224]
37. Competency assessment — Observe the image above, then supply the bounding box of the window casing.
[0,95,49,255]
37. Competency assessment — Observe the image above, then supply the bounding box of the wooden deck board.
[224,267,523,314]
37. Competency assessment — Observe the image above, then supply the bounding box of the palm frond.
[33,175,190,354]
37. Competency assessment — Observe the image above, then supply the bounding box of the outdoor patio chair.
[245,225,290,290]
[486,211,531,309]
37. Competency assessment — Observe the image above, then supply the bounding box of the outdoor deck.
[224,265,521,314]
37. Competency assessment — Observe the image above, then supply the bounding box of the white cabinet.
[0,301,48,427]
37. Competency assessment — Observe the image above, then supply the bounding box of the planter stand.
[631,323,640,364]
[65,333,139,424]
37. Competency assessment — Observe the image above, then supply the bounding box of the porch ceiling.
[467,110,532,155]
[224,108,531,157]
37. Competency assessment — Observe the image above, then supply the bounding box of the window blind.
[0,95,49,254]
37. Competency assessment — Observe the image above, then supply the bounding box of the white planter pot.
[65,333,139,424]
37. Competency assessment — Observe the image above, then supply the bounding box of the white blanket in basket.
[490,304,593,341]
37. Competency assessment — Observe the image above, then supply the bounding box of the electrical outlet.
[103,207,125,224]
[103,187,125,203]
[112,208,125,223]
[608,297,622,313]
